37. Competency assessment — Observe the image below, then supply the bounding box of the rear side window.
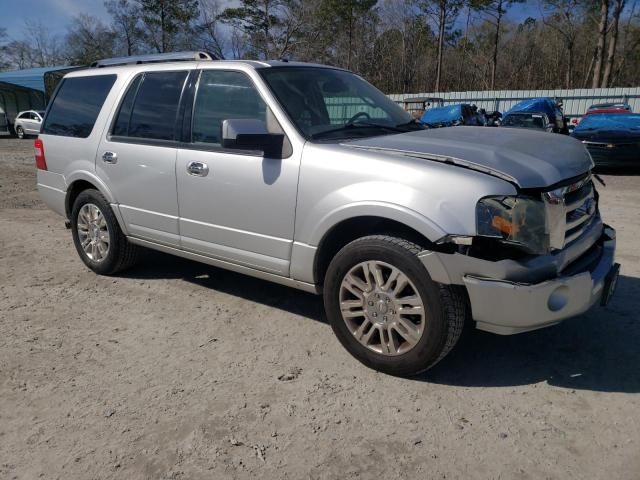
[113,71,188,141]
[41,75,116,138]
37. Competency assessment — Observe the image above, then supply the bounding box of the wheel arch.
[312,214,444,286]
[65,172,128,234]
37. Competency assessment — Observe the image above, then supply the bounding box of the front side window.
[191,70,267,145]
[41,74,116,138]
[113,71,188,141]
[259,67,420,140]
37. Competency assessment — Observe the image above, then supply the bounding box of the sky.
[1,0,541,41]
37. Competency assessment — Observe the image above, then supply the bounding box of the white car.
[14,110,45,139]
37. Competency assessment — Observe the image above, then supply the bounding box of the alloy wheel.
[339,260,426,356]
[77,203,110,262]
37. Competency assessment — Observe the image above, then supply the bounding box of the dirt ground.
[1,137,639,480]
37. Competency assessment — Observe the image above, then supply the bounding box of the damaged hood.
[343,126,593,189]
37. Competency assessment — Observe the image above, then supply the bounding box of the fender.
[64,170,129,235]
[307,201,447,248]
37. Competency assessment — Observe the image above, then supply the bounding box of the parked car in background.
[502,112,553,132]
[586,102,632,115]
[568,103,632,133]
[36,52,618,376]
[502,98,567,133]
[572,113,640,168]
[420,103,485,127]
[14,110,46,139]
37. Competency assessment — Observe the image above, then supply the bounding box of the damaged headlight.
[476,196,548,254]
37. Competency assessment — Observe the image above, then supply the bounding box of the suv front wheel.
[324,235,466,376]
[71,189,139,275]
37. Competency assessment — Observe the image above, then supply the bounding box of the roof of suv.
[66,52,346,79]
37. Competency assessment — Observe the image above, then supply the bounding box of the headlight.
[476,196,548,254]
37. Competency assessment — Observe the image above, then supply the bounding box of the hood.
[342,126,592,189]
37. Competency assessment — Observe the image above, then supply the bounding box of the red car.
[570,103,632,130]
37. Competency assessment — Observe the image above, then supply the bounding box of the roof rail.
[90,51,216,68]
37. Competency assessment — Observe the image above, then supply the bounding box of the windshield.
[502,113,547,129]
[259,67,419,140]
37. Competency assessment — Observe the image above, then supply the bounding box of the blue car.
[420,104,485,128]
[502,98,567,133]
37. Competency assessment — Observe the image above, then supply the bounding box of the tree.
[603,0,626,86]
[139,0,200,53]
[471,0,524,89]
[542,0,584,88]
[591,0,609,87]
[105,0,143,56]
[421,0,463,91]
[220,0,306,59]
[65,14,117,65]
[194,0,226,59]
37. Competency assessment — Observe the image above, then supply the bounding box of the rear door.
[175,69,299,275]
[96,70,189,247]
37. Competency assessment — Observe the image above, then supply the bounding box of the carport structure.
[0,66,77,136]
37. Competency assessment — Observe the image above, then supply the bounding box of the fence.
[388,87,640,118]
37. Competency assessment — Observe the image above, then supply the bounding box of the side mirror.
[221,119,284,158]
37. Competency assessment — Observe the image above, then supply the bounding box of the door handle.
[187,161,209,177]
[102,151,118,164]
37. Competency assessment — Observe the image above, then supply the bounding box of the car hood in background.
[573,113,640,143]
[343,126,592,189]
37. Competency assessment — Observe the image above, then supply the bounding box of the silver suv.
[36,52,619,375]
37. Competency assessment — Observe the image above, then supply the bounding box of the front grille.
[543,175,597,249]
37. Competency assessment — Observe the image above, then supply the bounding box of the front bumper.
[420,225,617,335]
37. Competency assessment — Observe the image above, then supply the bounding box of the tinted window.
[18,112,29,119]
[127,71,188,140]
[41,75,116,138]
[112,75,142,136]
[192,70,266,145]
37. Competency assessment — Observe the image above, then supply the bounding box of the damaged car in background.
[501,97,568,133]
[572,113,640,168]
[36,52,619,376]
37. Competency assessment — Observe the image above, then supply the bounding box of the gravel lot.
[1,137,639,480]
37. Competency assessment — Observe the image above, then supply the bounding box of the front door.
[176,69,300,275]
[97,70,189,247]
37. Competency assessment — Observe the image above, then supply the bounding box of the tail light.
[34,138,47,170]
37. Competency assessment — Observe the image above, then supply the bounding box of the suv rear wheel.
[324,235,466,376]
[71,189,139,275]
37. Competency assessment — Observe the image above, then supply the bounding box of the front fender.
[309,200,447,247]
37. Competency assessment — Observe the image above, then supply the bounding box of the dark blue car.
[572,113,640,168]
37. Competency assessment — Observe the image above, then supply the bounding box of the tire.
[16,126,24,139]
[324,235,466,376]
[70,189,139,275]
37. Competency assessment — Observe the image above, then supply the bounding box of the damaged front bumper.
[420,223,618,335]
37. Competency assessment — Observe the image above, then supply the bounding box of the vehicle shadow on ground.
[424,274,640,393]
[124,252,639,393]
[123,250,327,323]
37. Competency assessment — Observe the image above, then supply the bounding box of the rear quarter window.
[41,74,116,138]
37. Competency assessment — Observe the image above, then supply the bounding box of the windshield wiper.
[311,122,405,139]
